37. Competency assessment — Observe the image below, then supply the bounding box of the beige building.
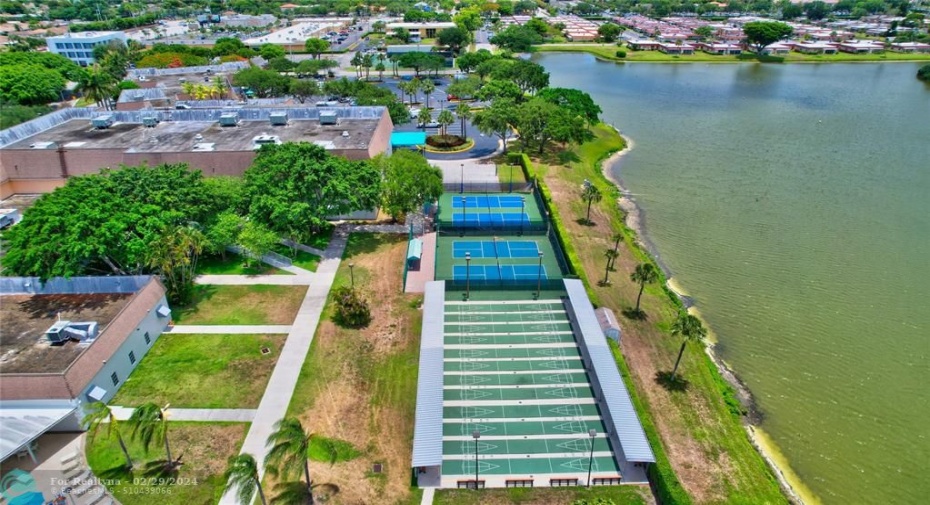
[0,106,393,198]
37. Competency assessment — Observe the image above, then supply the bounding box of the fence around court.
[442,182,534,193]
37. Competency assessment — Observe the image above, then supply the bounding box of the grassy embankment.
[285,233,423,505]
[86,422,248,505]
[434,486,650,505]
[536,43,930,63]
[517,124,787,505]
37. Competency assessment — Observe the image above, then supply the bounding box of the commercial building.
[46,31,128,67]
[0,276,170,463]
[387,22,456,40]
[0,106,393,198]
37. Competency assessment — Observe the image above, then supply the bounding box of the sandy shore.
[599,125,808,505]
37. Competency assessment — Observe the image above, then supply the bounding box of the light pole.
[509,164,514,193]
[520,197,526,235]
[461,196,467,233]
[586,429,597,487]
[349,263,355,288]
[460,163,465,193]
[472,429,481,489]
[465,252,471,301]
[536,251,543,299]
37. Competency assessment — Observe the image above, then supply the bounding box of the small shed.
[407,238,423,270]
[594,307,621,343]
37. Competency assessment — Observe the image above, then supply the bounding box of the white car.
[409,107,421,119]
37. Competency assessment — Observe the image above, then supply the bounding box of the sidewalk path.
[108,407,257,422]
[195,274,314,285]
[167,325,292,334]
[217,228,349,505]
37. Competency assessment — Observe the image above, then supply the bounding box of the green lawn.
[86,422,248,505]
[111,334,285,408]
[172,285,307,325]
[497,160,528,187]
[271,244,321,272]
[536,43,930,63]
[196,253,289,276]
[434,486,650,505]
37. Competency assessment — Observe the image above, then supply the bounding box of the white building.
[46,31,128,67]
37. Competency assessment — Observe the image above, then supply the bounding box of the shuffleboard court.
[445,333,576,346]
[443,386,594,402]
[444,372,590,387]
[441,456,621,477]
[444,321,572,335]
[444,403,602,420]
[444,347,581,359]
[443,419,607,437]
[452,240,541,259]
[444,311,568,324]
[443,437,612,456]
[451,195,525,208]
[445,302,566,312]
[443,358,584,372]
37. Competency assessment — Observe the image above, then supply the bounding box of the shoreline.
[599,125,811,505]
[535,45,930,64]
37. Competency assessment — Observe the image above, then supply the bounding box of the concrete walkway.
[166,325,292,334]
[108,407,257,422]
[195,274,314,285]
[217,228,349,505]
[421,487,435,505]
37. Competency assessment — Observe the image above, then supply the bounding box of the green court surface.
[444,311,569,324]
[443,419,607,437]
[443,385,594,402]
[444,403,602,420]
[444,372,591,387]
[445,333,576,346]
[441,456,621,476]
[444,322,574,334]
[445,302,566,312]
[444,347,581,359]
[435,236,564,283]
[443,437,612,456]
[437,192,543,223]
[443,358,584,372]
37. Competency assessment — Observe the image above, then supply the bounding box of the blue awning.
[391,131,427,147]
[407,239,423,261]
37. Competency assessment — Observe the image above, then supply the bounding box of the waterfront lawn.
[172,285,307,325]
[435,486,650,505]
[536,43,930,63]
[526,124,785,504]
[285,233,423,505]
[111,334,284,408]
[196,252,289,276]
[86,422,248,505]
[271,244,321,272]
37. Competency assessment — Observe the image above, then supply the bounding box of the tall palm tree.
[224,453,267,505]
[630,263,658,314]
[421,79,435,109]
[82,402,132,469]
[603,249,619,284]
[213,76,228,99]
[437,109,455,136]
[670,313,707,378]
[417,107,433,131]
[581,185,602,224]
[265,418,315,504]
[128,402,176,469]
[456,102,473,141]
[610,233,623,268]
[77,65,117,110]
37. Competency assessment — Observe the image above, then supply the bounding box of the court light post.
[536,251,544,299]
[520,197,526,235]
[465,252,471,301]
[509,164,514,193]
[461,196,467,235]
[460,163,465,193]
[587,429,597,487]
[472,429,481,489]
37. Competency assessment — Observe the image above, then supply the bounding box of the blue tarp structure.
[391,132,427,147]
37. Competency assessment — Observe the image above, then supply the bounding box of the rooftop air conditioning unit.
[45,320,99,345]
[319,111,338,125]
[269,112,288,126]
[142,115,159,127]
[218,113,239,127]
[91,115,114,129]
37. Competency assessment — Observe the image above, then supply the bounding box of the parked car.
[409,107,421,118]
[447,94,459,101]
[432,79,443,86]
[419,121,440,128]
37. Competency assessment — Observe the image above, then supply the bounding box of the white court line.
[445,343,576,350]
[444,357,581,362]
[444,382,591,390]
[442,433,604,441]
[443,451,614,461]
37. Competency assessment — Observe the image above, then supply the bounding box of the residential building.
[46,31,127,67]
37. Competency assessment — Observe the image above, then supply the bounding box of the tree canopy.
[514,97,590,154]
[437,27,470,54]
[243,143,382,239]
[376,151,444,221]
[304,38,330,59]
[232,67,291,97]
[537,88,602,123]
[743,21,794,54]
[490,24,543,52]
[597,23,622,43]
[0,64,66,105]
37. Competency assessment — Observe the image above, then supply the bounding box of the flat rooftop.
[5,117,380,153]
[0,293,134,374]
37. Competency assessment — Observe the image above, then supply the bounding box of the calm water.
[537,55,930,505]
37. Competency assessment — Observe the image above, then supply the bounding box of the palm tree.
[376,60,386,81]
[603,249,619,284]
[456,102,473,141]
[610,233,623,268]
[417,107,433,131]
[128,402,177,470]
[411,77,423,104]
[77,65,117,110]
[670,313,707,378]
[630,263,658,314]
[224,453,267,505]
[581,185,602,224]
[180,81,196,98]
[82,402,132,469]
[266,418,315,504]
[437,109,455,136]
[388,53,399,77]
[213,76,228,99]
[421,79,435,109]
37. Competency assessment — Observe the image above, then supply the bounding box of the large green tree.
[473,98,517,153]
[376,151,444,221]
[630,263,659,314]
[477,80,523,102]
[514,97,589,154]
[437,26,470,54]
[232,67,291,97]
[0,64,66,105]
[146,224,207,304]
[597,23,622,43]
[537,87,602,123]
[743,21,794,54]
[455,49,493,74]
[76,65,117,110]
[490,24,543,52]
[670,313,708,377]
[243,143,381,240]
[510,60,549,94]
[304,38,329,60]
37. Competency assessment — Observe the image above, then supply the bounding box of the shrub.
[332,286,371,328]
[426,134,465,148]
[137,52,209,69]
[918,64,930,82]
[616,50,627,58]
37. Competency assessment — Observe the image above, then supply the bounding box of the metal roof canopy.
[563,279,656,463]
[407,238,423,261]
[411,281,445,467]
[0,404,77,462]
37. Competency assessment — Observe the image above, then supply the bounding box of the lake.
[536,54,930,505]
